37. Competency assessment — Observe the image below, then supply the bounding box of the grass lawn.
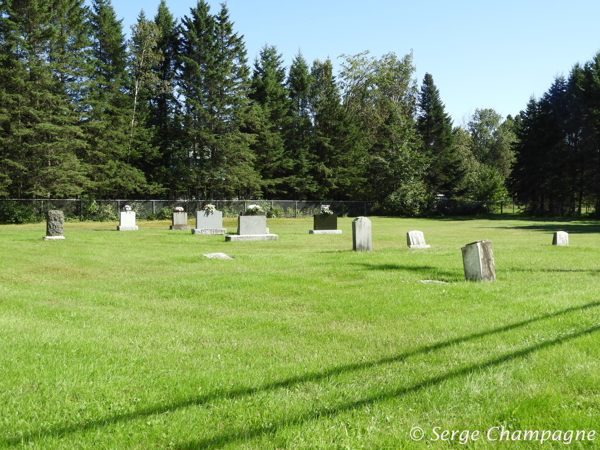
[0,216,599,449]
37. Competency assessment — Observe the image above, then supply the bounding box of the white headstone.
[352,216,372,251]
[238,215,267,235]
[407,230,430,248]
[170,211,188,230]
[552,231,568,246]
[461,240,496,282]
[192,210,226,235]
[117,211,138,231]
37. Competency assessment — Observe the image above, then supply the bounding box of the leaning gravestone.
[117,210,138,231]
[461,240,496,282]
[170,210,188,230]
[407,230,430,249]
[192,210,226,235]
[43,210,65,240]
[352,216,372,251]
[552,231,568,246]
[225,214,279,242]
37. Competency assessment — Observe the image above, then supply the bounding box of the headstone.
[43,210,65,240]
[461,240,496,282]
[237,215,267,235]
[407,230,430,249]
[552,231,568,246]
[225,215,279,241]
[204,253,233,260]
[117,211,138,231]
[170,211,188,230]
[310,213,342,234]
[352,216,372,251]
[192,210,226,235]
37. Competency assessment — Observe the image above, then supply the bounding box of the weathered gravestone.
[170,211,189,230]
[225,215,279,241]
[461,240,496,282]
[407,230,430,249]
[552,231,568,246]
[310,213,342,234]
[117,211,138,231]
[43,210,65,240]
[352,216,372,251]
[192,210,226,235]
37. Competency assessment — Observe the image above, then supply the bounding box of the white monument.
[552,231,568,246]
[407,230,430,249]
[352,217,372,251]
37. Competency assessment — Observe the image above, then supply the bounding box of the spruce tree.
[149,0,181,194]
[248,45,293,198]
[416,73,463,196]
[178,1,259,199]
[0,0,89,197]
[285,51,317,197]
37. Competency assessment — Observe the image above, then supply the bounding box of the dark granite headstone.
[314,214,337,230]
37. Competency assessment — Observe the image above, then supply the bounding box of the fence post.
[152,200,156,215]
[364,202,367,216]
[501,201,503,215]
[295,201,297,218]
[117,200,120,217]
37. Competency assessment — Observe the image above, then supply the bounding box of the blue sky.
[110,0,600,126]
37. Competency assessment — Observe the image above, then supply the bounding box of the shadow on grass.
[177,324,600,450]
[4,301,600,447]
[352,262,461,281]
[494,223,600,234]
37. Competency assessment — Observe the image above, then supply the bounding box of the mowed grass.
[0,216,599,449]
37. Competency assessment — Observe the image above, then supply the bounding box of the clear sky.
[109,0,600,126]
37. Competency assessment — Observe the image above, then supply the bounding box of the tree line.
[2,0,536,215]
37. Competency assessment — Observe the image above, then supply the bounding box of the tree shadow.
[351,262,461,281]
[3,301,599,447]
[492,223,600,234]
[177,323,600,450]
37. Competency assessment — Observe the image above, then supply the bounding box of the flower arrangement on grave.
[245,204,263,215]
[173,206,184,212]
[320,205,333,215]
[203,204,216,213]
[123,204,132,211]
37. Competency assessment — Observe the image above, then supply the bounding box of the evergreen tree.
[285,51,316,197]
[85,0,159,197]
[178,1,259,199]
[309,58,366,200]
[416,73,464,196]
[149,0,181,194]
[248,45,293,198]
[0,0,89,197]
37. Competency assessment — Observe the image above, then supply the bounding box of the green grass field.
[1,216,599,449]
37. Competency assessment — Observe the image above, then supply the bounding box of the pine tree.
[416,73,464,196]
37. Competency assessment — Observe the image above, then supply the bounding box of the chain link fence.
[0,198,596,224]
[0,199,372,223]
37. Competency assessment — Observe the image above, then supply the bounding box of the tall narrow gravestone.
[192,210,226,235]
[407,230,430,248]
[117,211,138,231]
[552,231,568,246]
[352,217,372,251]
[461,240,496,282]
[170,211,188,230]
[43,210,65,240]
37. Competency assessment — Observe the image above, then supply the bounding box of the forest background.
[1,0,600,217]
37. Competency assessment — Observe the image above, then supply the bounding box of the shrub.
[0,201,44,224]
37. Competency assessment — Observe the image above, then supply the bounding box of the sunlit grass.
[1,216,599,449]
